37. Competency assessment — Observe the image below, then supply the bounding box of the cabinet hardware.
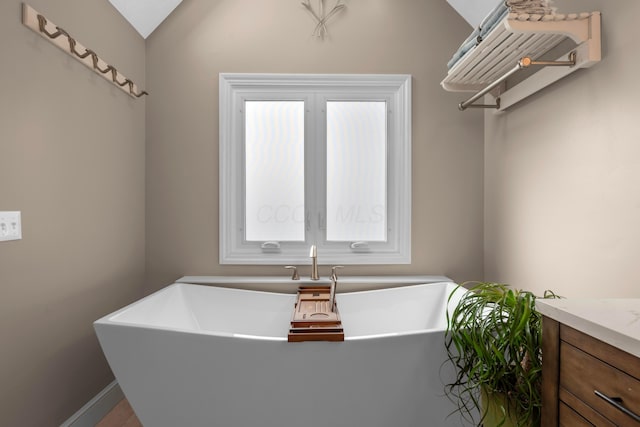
[594,390,640,422]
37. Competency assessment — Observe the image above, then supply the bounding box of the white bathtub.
[94,276,468,427]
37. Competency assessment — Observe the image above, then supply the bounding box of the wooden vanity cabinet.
[542,317,640,426]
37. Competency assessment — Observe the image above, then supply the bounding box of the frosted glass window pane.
[326,101,387,242]
[245,101,305,242]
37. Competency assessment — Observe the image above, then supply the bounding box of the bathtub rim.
[175,274,453,289]
[94,277,462,342]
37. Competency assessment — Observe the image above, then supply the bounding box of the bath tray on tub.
[288,287,344,342]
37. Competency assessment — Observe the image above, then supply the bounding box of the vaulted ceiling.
[108,0,183,38]
[110,0,502,39]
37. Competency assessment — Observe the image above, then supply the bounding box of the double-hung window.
[219,74,411,265]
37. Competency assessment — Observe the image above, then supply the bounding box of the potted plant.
[444,282,558,427]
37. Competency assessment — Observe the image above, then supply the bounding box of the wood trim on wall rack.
[22,3,148,99]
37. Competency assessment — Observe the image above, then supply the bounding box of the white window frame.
[219,73,411,265]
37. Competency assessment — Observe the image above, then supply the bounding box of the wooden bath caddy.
[288,287,344,342]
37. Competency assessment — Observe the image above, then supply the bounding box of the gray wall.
[3,0,637,422]
[0,1,146,425]
[1,1,486,423]
[145,0,485,292]
[485,0,640,297]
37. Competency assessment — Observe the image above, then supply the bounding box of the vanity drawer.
[559,388,616,426]
[560,341,640,426]
[559,402,592,427]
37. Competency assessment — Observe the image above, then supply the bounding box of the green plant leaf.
[444,282,560,427]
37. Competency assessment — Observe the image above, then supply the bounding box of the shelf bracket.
[459,52,576,111]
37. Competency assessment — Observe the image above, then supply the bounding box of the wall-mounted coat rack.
[22,3,148,99]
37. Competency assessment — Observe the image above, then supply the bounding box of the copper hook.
[57,28,91,59]
[87,50,99,69]
[37,15,64,39]
[110,71,133,89]
[131,88,149,98]
[124,79,148,97]
[110,69,142,94]
[87,50,112,74]
[109,66,119,83]
[116,77,131,87]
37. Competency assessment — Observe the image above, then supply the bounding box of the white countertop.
[536,298,640,359]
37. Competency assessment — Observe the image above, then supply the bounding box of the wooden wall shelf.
[442,12,601,111]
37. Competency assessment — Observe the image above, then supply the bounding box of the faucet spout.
[329,266,343,312]
[309,245,319,280]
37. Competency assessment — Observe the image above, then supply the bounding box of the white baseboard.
[60,380,124,427]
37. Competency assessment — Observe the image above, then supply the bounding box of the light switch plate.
[0,211,22,241]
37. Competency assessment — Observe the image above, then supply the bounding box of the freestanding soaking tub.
[95,276,468,427]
